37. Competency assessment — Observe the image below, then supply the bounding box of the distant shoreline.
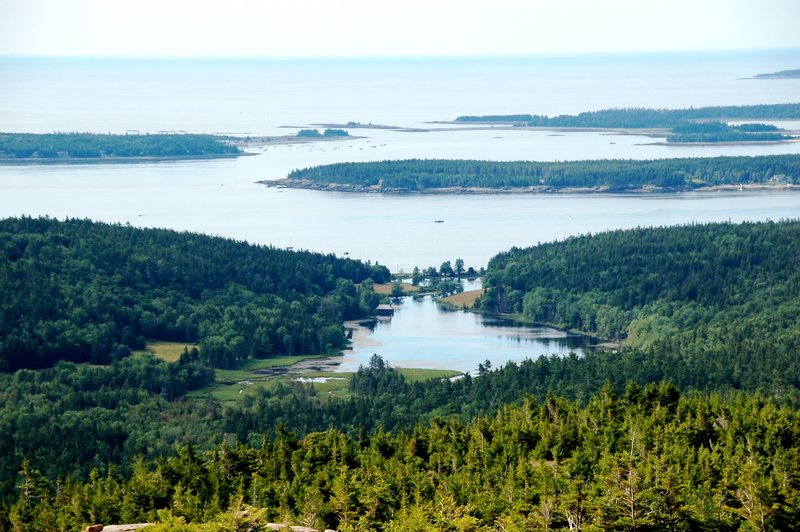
[429,123,800,145]
[259,178,800,195]
[232,134,362,148]
[646,138,800,147]
[0,152,245,165]
[751,69,800,79]
[0,135,361,165]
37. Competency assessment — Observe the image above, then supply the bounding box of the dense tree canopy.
[7,385,800,531]
[0,217,389,371]
[455,103,800,128]
[0,133,240,160]
[286,155,800,192]
[482,221,800,401]
[666,121,792,143]
[2,218,800,530]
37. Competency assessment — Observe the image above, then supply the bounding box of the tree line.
[296,129,349,138]
[2,219,800,529]
[455,103,800,128]
[286,155,800,192]
[0,217,390,371]
[666,121,791,143]
[6,381,799,531]
[481,220,800,401]
[0,133,240,160]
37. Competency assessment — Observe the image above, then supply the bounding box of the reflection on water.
[334,293,596,374]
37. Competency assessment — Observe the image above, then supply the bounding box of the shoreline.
[430,123,800,144]
[231,134,363,148]
[646,137,800,147]
[0,135,362,165]
[0,152,245,165]
[259,178,800,195]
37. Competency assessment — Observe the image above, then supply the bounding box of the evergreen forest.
[665,122,792,143]
[0,217,389,371]
[0,133,241,160]
[285,155,800,192]
[1,218,799,530]
[454,103,800,128]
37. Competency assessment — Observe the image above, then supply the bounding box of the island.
[0,129,358,163]
[0,132,242,163]
[448,103,800,144]
[452,103,800,127]
[261,154,800,194]
[754,69,800,79]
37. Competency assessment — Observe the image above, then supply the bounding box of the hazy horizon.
[2,47,799,62]
[2,0,799,59]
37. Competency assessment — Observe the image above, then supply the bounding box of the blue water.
[2,50,799,370]
[2,50,799,134]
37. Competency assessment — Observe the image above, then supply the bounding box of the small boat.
[434,219,445,223]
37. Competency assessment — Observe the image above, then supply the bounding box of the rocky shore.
[258,178,800,195]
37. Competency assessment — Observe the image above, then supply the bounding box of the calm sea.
[2,50,800,133]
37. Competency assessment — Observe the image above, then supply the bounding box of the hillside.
[3,220,800,530]
[10,385,800,531]
[0,217,389,371]
[481,220,800,399]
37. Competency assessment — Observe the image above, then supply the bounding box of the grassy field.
[188,354,334,402]
[187,356,461,402]
[140,341,460,402]
[440,288,485,309]
[136,341,198,362]
[397,367,462,382]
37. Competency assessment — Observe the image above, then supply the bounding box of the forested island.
[454,103,800,128]
[2,218,799,530]
[273,154,800,193]
[0,132,242,162]
[664,121,794,143]
[0,130,358,163]
[453,103,800,144]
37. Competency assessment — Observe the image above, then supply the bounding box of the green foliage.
[0,217,386,371]
[0,132,240,160]
[296,129,322,138]
[323,128,349,137]
[287,155,800,192]
[2,218,799,529]
[296,128,348,139]
[0,355,216,508]
[7,387,800,530]
[667,121,791,143]
[455,103,800,127]
[482,220,800,401]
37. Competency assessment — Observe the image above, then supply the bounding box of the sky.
[1,0,798,58]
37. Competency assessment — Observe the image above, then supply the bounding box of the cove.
[332,292,598,374]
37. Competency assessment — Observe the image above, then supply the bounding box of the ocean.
[2,49,800,370]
